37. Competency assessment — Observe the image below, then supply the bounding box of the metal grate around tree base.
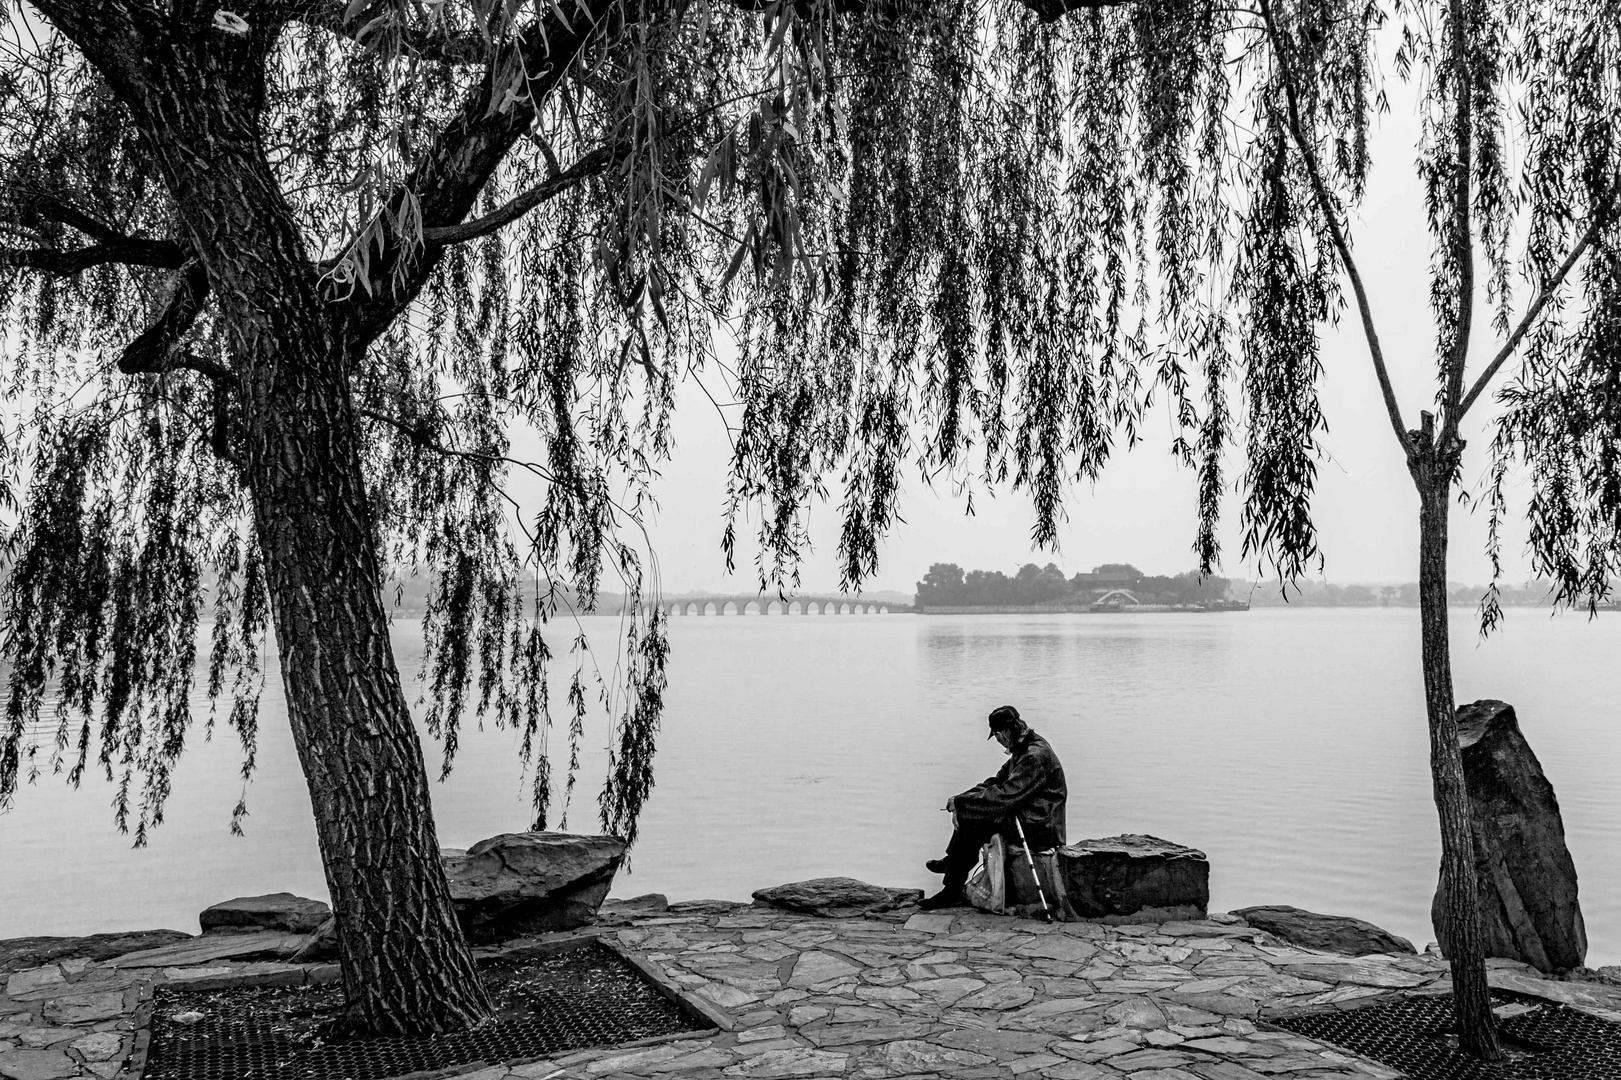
[1274,990,1621,1080]
[143,941,706,1080]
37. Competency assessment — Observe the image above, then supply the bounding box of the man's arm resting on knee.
[952,749,1053,820]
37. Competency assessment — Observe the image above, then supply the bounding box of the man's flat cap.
[987,704,1021,738]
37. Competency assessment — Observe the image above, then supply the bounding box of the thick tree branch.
[20,193,127,243]
[118,260,221,375]
[168,350,235,381]
[0,236,187,275]
[420,145,618,245]
[1,188,188,273]
[25,0,159,105]
[1019,0,1133,22]
[1456,208,1611,420]
[1259,0,1413,461]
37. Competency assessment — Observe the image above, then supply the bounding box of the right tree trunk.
[1415,470,1502,1061]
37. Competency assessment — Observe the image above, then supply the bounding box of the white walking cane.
[1013,817,1055,923]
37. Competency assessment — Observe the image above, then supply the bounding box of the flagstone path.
[8,901,1613,1080]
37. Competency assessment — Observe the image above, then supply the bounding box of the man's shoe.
[925,858,950,874]
[918,888,967,911]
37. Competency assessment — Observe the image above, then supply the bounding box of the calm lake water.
[1,607,1617,965]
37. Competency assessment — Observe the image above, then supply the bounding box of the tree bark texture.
[48,10,496,1034]
[1414,457,1502,1061]
[243,333,494,1034]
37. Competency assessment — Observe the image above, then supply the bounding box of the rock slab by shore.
[752,878,924,918]
[444,832,625,941]
[199,893,331,935]
[1232,905,1416,956]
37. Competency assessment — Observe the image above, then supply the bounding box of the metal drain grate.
[1275,991,1621,1080]
[143,942,705,1080]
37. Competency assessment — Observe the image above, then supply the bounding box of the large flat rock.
[446,832,626,941]
[0,931,191,975]
[199,893,330,935]
[752,878,922,918]
[1232,906,1415,956]
[1059,835,1209,919]
[1487,969,1621,1022]
[107,930,303,968]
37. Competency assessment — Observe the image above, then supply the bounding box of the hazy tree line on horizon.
[917,562,1618,609]
[1244,579,1621,608]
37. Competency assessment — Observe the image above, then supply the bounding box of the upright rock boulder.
[1059,835,1208,920]
[1432,700,1585,973]
[444,832,625,941]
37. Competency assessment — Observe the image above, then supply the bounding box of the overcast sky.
[640,82,1544,597]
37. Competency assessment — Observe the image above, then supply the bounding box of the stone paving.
[6,902,1610,1080]
[0,932,335,1080]
[503,903,1433,1080]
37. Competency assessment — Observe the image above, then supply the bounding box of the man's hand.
[945,796,956,812]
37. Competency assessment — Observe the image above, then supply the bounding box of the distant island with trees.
[914,562,1240,613]
[915,563,1614,612]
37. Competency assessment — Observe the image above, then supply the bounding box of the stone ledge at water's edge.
[9,888,1621,1080]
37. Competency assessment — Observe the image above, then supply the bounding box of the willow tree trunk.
[1414,459,1502,1061]
[113,25,495,1036]
[245,333,494,1035]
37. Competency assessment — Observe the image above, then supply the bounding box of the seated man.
[920,705,1068,910]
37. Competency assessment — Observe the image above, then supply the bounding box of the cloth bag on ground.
[963,834,1009,914]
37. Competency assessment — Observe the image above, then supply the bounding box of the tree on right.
[1165,0,1618,1059]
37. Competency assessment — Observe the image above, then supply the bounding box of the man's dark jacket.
[953,728,1067,851]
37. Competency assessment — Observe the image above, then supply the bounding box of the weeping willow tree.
[1,0,1616,1052]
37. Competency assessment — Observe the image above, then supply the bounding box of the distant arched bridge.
[662,594,911,616]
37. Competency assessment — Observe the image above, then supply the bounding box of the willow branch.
[1259,0,1413,460]
[420,145,617,245]
[343,0,621,340]
[298,2,489,65]
[1441,0,1474,439]
[0,235,186,275]
[357,406,440,449]
[717,0,1132,19]
[1456,210,1610,420]
[358,406,561,487]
